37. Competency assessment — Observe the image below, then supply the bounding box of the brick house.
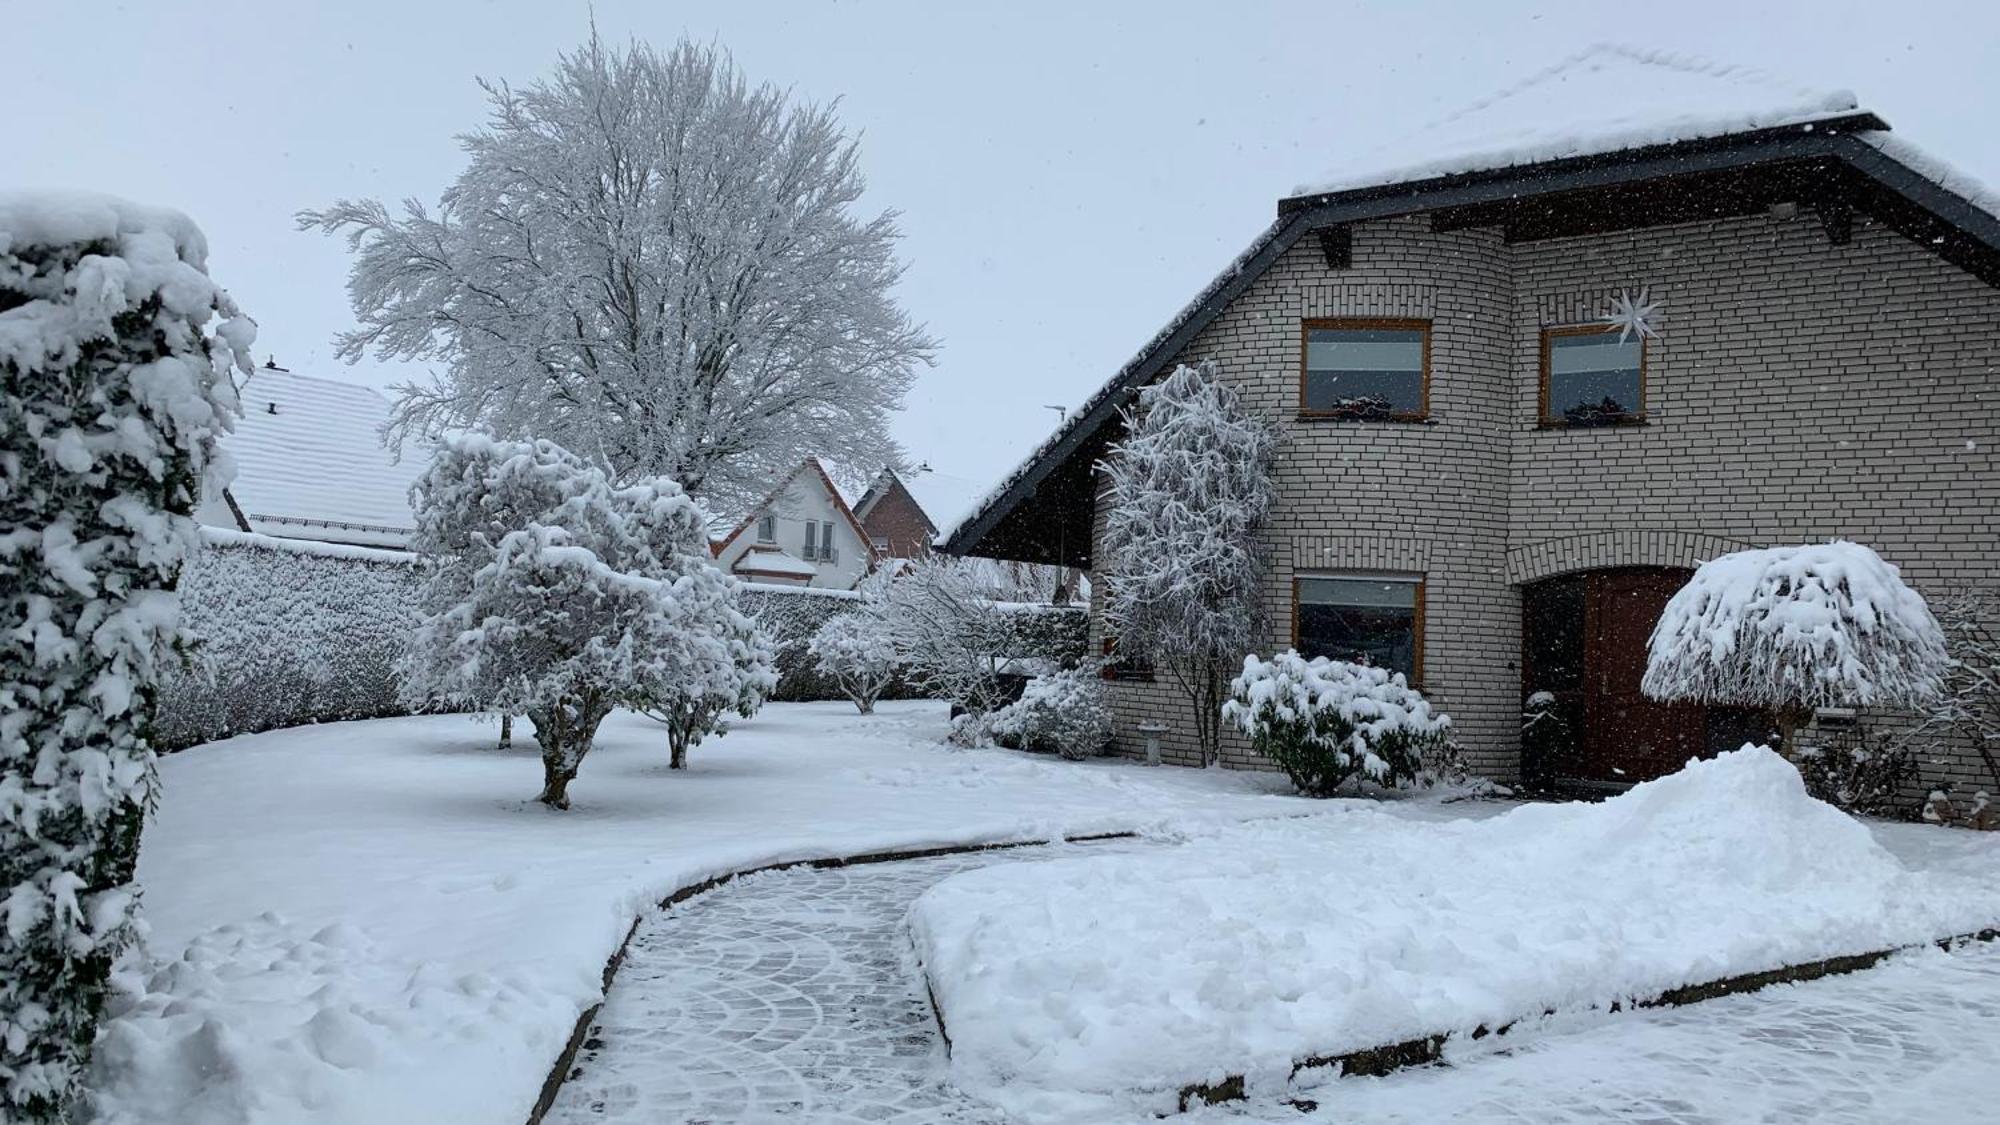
[942,49,2000,799]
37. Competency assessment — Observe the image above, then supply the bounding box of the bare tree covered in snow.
[851,556,1014,723]
[0,193,253,1120]
[301,34,935,512]
[1100,361,1277,766]
[1902,587,2000,795]
[401,434,766,806]
[1644,541,1949,755]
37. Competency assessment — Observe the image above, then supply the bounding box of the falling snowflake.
[1600,287,1665,342]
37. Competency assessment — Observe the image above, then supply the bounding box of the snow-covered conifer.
[0,193,252,1119]
[301,33,935,511]
[1101,360,1277,766]
[808,575,899,713]
[1644,541,1949,754]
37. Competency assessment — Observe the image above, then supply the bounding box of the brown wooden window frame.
[1290,572,1427,688]
[1298,317,1433,423]
[1099,635,1155,682]
[1538,323,1649,428]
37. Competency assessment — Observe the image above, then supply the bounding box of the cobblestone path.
[544,842,1139,1125]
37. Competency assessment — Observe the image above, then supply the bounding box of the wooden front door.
[1523,567,1744,788]
[1580,569,1706,784]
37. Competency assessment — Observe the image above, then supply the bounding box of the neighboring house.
[712,458,877,589]
[944,47,2000,800]
[851,466,989,558]
[197,361,429,550]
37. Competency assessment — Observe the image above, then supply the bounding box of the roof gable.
[711,456,879,562]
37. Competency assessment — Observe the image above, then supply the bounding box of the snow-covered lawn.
[88,701,1306,1125]
[909,749,2000,1120]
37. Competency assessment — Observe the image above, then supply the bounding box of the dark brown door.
[1580,569,1707,784]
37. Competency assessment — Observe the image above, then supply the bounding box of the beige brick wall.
[1090,209,2000,799]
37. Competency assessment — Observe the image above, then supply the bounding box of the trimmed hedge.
[157,536,1093,748]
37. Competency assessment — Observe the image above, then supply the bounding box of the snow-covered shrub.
[1644,541,1948,754]
[156,530,425,749]
[990,667,1112,761]
[1101,360,1277,765]
[0,193,252,1119]
[401,434,755,807]
[1902,587,2000,802]
[858,554,1015,719]
[808,609,898,713]
[1223,651,1451,797]
[1795,726,1919,818]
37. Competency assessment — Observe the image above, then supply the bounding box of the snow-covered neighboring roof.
[219,364,430,549]
[732,547,818,579]
[1291,45,1864,199]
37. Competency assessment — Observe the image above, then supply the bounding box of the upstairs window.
[820,521,838,563]
[802,521,819,559]
[756,514,776,543]
[1295,574,1423,684]
[1301,318,1429,421]
[1541,326,1645,426]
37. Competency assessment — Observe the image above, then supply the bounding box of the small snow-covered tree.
[1,193,253,1120]
[809,606,898,713]
[301,33,935,511]
[1101,360,1277,766]
[1901,587,2000,796]
[402,434,755,806]
[1224,651,1452,796]
[1644,541,1949,756]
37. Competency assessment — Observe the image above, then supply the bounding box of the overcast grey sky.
[13,0,1999,490]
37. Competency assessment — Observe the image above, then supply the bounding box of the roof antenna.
[1043,404,1067,422]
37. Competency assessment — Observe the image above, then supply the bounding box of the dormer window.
[757,514,775,543]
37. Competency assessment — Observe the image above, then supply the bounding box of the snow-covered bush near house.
[1643,542,1948,735]
[401,434,756,807]
[1101,359,1277,766]
[909,746,2000,1118]
[85,702,1306,1125]
[1223,650,1451,796]
[0,192,253,1119]
[157,529,424,750]
[809,606,899,713]
[1795,725,1919,817]
[990,666,1112,760]
[1904,586,2000,803]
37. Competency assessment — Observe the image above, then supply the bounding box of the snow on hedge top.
[1644,541,1948,710]
[221,365,431,548]
[0,190,208,264]
[1292,45,1860,198]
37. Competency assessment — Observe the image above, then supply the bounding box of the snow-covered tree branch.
[300,33,934,513]
[0,193,253,1120]
[1100,360,1277,766]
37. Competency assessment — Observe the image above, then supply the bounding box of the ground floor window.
[1294,573,1423,682]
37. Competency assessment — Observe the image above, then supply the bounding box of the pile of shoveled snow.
[908,747,2000,1120]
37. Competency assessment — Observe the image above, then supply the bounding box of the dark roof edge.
[1275,112,1889,216]
[946,120,1998,561]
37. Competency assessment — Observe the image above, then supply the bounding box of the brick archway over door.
[1507,530,1756,587]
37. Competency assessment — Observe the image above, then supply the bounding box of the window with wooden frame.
[1540,325,1646,427]
[1099,635,1155,682]
[1293,573,1425,684]
[1300,318,1430,421]
[756,513,776,543]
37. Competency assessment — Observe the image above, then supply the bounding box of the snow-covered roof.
[732,547,818,579]
[1291,45,1865,199]
[943,47,2000,566]
[219,365,429,549]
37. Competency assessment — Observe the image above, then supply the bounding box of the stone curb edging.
[1171,926,2000,1113]
[523,830,1138,1125]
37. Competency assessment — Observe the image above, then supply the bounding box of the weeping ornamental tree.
[0,194,253,1119]
[1101,361,1277,766]
[1643,541,1949,757]
[300,33,935,513]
